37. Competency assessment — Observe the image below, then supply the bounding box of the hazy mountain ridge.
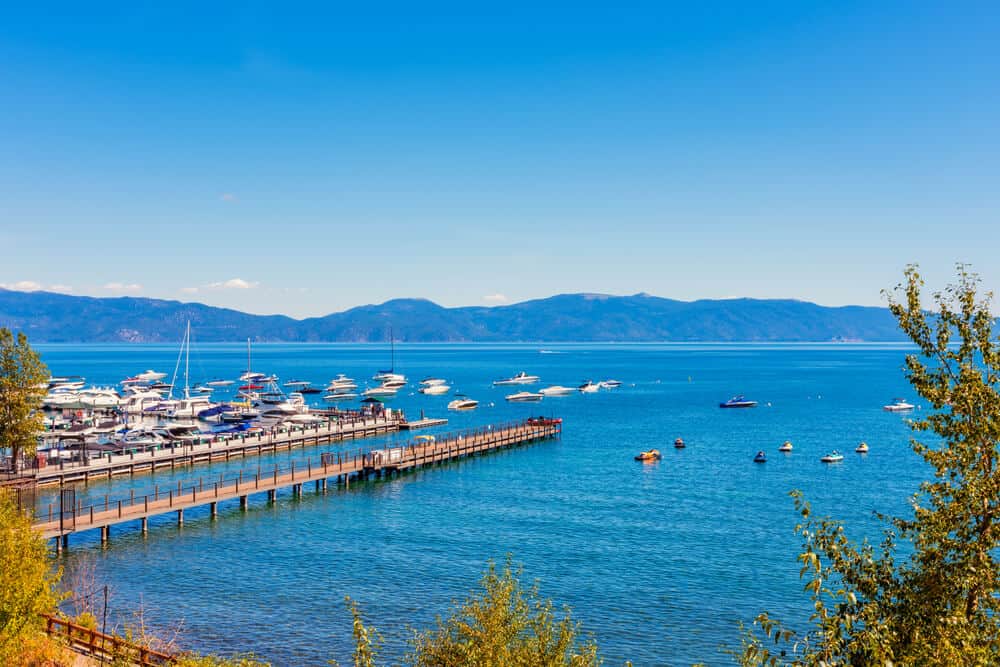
[0,288,906,342]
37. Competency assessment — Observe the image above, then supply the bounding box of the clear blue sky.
[1,2,998,317]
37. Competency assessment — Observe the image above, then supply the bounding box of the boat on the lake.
[505,391,544,402]
[883,398,914,412]
[493,372,540,386]
[635,449,661,462]
[419,384,450,395]
[821,450,845,463]
[855,442,869,454]
[754,451,767,463]
[448,395,479,410]
[779,441,793,452]
[539,385,575,396]
[674,438,685,448]
[600,380,622,388]
[578,380,600,393]
[720,395,758,408]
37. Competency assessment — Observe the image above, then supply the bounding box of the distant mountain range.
[0,288,906,343]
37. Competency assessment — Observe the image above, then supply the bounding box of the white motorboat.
[883,398,915,412]
[578,380,600,393]
[505,391,544,402]
[420,378,447,387]
[123,370,167,384]
[448,395,479,410]
[600,380,622,389]
[169,396,214,419]
[79,388,122,410]
[283,379,311,388]
[324,393,358,402]
[380,379,407,390]
[373,371,406,383]
[206,379,235,387]
[362,386,398,398]
[156,423,203,443]
[419,384,450,395]
[194,385,214,393]
[493,372,540,386]
[120,390,166,414]
[539,385,575,396]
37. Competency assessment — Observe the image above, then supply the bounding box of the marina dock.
[35,418,562,551]
[32,412,408,487]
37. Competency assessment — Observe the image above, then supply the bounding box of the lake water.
[38,343,927,666]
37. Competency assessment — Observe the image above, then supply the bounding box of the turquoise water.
[39,343,926,666]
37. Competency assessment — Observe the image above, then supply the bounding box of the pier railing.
[42,614,175,665]
[34,418,561,540]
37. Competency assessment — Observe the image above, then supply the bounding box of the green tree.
[738,265,1000,665]
[0,490,62,663]
[0,328,48,474]
[342,556,600,667]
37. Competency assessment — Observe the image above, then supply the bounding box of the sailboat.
[167,322,214,419]
[372,328,406,383]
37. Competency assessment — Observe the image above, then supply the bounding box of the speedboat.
[635,449,661,462]
[855,442,869,454]
[240,371,266,383]
[419,384,450,395]
[779,441,793,452]
[505,391,544,402]
[600,380,622,388]
[578,381,600,393]
[720,396,758,408]
[380,379,407,390]
[448,395,479,410]
[206,379,235,387]
[883,398,915,412]
[324,393,358,401]
[754,451,767,463]
[283,379,310,388]
[124,370,167,384]
[539,385,575,396]
[493,372,541,386]
[420,378,447,387]
[298,386,322,395]
[193,385,214,394]
[362,386,398,398]
[373,371,406,383]
[674,438,685,448]
[821,451,845,463]
[168,397,214,419]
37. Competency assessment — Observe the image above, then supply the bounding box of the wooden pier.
[34,418,561,551]
[33,412,407,487]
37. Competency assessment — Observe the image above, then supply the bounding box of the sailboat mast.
[184,321,191,399]
[390,327,394,373]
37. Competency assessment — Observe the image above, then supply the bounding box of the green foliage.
[0,328,48,473]
[738,265,1000,665]
[340,556,600,667]
[0,490,62,663]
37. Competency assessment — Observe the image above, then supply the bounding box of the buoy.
[674,438,685,448]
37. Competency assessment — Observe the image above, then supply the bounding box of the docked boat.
[447,395,479,410]
[493,372,541,386]
[505,391,544,402]
[578,380,600,393]
[539,385,575,396]
[779,441,793,452]
[754,451,767,463]
[674,438,685,449]
[168,396,214,419]
[419,384,451,395]
[883,398,915,412]
[720,395,758,408]
[821,450,845,463]
[635,449,661,462]
[855,442,869,454]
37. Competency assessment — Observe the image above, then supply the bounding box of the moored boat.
[674,438,685,448]
[539,385,575,396]
[635,449,661,462]
[883,398,914,412]
[493,372,541,386]
[505,391,544,402]
[855,442,869,454]
[578,380,600,393]
[821,450,845,463]
[754,451,767,463]
[779,441,793,452]
[448,395,479,410]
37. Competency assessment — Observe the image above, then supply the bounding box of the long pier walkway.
[35,418,561,551]
[34,412,405,487]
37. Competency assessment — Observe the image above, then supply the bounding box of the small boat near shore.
[821,451,844,463]
[754,451,767,463]
[420,384,451,395]
[448,395,479,410]
[539,385,575,396]
[779,441,793,452]
[674,438,685,449]
[635,449,661,462]
[855,442,869,454]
